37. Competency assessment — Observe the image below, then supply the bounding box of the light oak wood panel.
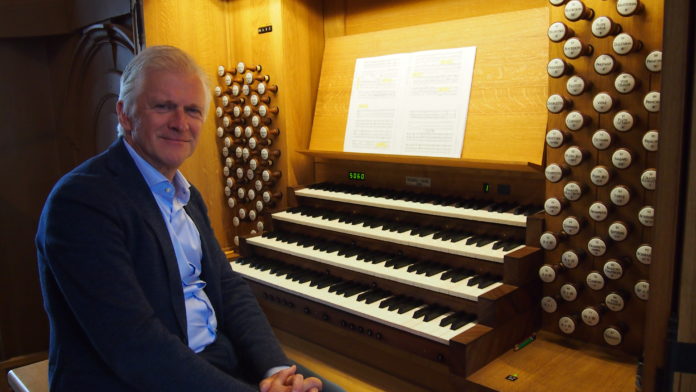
[466,331,636,392]
[143,0,231,245]
[342,0,546,35]
[310,7,549,168]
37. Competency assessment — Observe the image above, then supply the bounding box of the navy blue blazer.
[36,138,288,391]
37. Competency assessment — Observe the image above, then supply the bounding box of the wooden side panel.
[310,7,549,167]
[343,0,546,35]
[143,0,231,245]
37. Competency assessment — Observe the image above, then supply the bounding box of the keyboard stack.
[233,182,544,390]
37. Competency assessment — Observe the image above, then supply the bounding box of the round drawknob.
[547,94,572,113]
[562,215,584,235]
[581,305,604,326]
[611,148,633,169]
[541,296,560,313]
[613,33,642,55]
[558,315,578,334]
[615,73,638,94]
[564,38,593,59]
[643,91,661,113]
[565,111,589,131]
[641,168,657,190]
[613,111,635,132]
[592,92,616,113]
[634,280,650,300]
[545,163,568,183]
[546,129,570,148]
[591,129,612,150]
[560,282,581,301]
[586,270,606,291]
[587,237,608,257]
[594,54,618,75]
[603,258,629,280]
[561,249,584,269]
[544,197,566,216]
[564,0,594,21]
[610,185,631,206]
[566,75,590,96]
[540,231,566,250]
[605,291,628,312]
[548,22,574,42]
[617,0,644,16]
[642,130,659,152]
[645,50,662,73]
[591,16,621,38]
[604,326,625,346]
[563,181,585,201]
[539,264,564,283]
[636,244,652,265]
[588,201,610,222]
[608,221,631,242]
[638,206,655,227]
[590,165,612,186]
[548,58,574,78]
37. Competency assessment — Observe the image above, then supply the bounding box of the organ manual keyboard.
[236,175,545,391]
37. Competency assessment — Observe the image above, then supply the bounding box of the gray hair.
[116,45,211,136]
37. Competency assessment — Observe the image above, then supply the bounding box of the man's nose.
[169,108,189,131]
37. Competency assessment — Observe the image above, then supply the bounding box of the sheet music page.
[343,47,476,158]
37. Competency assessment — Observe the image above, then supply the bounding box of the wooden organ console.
[145,0,675,389]
[237,168,545,390]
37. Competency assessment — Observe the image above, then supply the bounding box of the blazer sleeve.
[37,173,258,391]
[189,187,290,381]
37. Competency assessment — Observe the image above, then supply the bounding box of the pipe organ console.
[237,177,545,389]
[208,0,664,389]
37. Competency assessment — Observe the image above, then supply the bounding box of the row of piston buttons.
[263,291,295,308]
[338,319,384,341]
[549,0,645,19]
[547,90,661,114]
[548,50,661,78]
[546,129,658,153]
[215,103,279,119]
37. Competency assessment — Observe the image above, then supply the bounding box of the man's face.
[118,70,206,180]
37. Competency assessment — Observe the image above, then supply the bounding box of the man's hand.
[259,365,323,392]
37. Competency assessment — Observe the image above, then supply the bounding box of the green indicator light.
[483,183,490,193]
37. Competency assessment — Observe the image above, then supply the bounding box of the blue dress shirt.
[124,140,217,353]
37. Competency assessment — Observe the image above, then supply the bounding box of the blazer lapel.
[104,138,188,339]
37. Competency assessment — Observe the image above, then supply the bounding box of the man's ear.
[116,100,132,132]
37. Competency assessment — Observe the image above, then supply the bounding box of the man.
[36,45,331,391]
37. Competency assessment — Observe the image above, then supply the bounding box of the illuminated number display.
[348,171,366,181]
